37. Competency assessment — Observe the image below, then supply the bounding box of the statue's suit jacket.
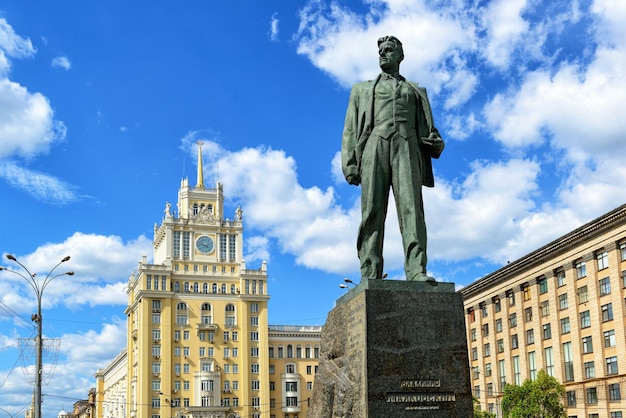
[341,74,443,187]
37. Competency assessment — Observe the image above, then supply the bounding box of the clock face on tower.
[196,236,214,254]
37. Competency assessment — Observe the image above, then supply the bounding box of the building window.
[607,356,619,375]
[580,310,591,328]
[566,390,576,407]
[509,313,517,328]
[563,342,574,382]
[471,328,476,341]
[473,366,480,379]
[544,347,554,376]
[507,291,516,307]
[482,324,489,337]
[599,277,611,295]
[538,278,548,294]
[511,334,519,349]
[497,339,504,353]
[498,359,506,391]
[602,303,614,322]
[604,330,616,347]
[559,294,568,310]
[528,351,537,381]
[612,412,623,418]
[468,309,475,323]
[557,270,566,287]
[523,284,531,301]
[560,317,570,334]
[586,387,598,404]
[576,260,587,279]
[597,251,609,270]
[524,307,533,322]
[513,356,521,385]
[578,285,588,303]
[584,361,595,379]
[484,343,490,357]
[485,363,492,377]
[582,336,593,353]
[609,383,621,402]
[493,297,501,312]
[526,329,534,345]
[495,318,503,333]
[481,303,488,318]
[542,324,551,340]
[540,301,550,317]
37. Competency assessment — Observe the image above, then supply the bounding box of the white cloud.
[51,55,71,70]
[269,13,280,41]
[0,17,35,76]
[0,18,73,203]
[479,0,529,68]
[0,320,127,416]
[1,232,152,312]
[295,0,472,89]
[245,235,271,263]
[0,161,77,204]
[0,79,66,160]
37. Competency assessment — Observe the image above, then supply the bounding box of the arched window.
[287,345,293,358]
[212,283,218,293]
[184,282,190,292]
[201,303,212,325]
[221,284,227,294]
[177,302,187,310]
[174,281,180,292]
[225,304,236,326]
[203,283,209,293]
[296,345,302,358]
[230,284,236,294]
[193,282,199,293]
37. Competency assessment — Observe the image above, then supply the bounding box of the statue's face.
[378,41,402,72]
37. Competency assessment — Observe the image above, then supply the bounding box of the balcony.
[197,322,218,331]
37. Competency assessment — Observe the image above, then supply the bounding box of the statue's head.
[377,35,404,72]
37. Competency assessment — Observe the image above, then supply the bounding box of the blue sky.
[1,0,626,415]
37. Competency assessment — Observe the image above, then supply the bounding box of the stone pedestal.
[309,280,473,417]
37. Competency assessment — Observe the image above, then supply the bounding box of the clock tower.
[125,142,270,418]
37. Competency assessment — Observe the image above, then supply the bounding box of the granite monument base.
[309,280,473,418]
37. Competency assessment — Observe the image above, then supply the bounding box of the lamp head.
[6,254,16,261]
[61,256,71,262]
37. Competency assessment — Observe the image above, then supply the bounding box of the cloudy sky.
[1,0,625,415]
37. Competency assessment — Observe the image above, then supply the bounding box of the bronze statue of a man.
[341,35,444,282]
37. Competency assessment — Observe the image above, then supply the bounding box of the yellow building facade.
[104,145,321,418]
[461,204,626,418]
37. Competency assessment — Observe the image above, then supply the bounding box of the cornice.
[460,204,626,299]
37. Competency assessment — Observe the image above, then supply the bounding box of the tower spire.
[196,141,204,188]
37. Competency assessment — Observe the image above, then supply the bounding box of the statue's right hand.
[346,174,361,186]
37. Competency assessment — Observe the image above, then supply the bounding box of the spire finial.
[196,141,204,188]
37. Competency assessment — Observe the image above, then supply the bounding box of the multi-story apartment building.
[461,204,626,418]
[96,145,321,418]
[267,326,321,417]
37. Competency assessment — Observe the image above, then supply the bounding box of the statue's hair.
[377,35,404,62]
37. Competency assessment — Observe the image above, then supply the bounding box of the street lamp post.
[0,254,74,418]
